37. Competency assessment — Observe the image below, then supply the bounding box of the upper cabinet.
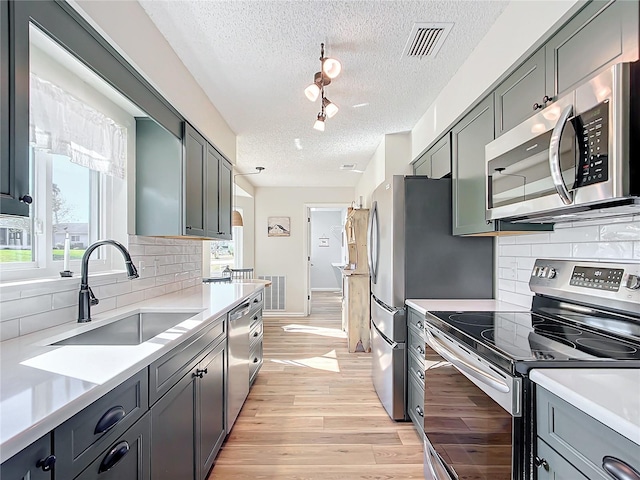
[413,134,451,178]
[545,0,639,99]
[136,119,232,240]
[495,0,639,138]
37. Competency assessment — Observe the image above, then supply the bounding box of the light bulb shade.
[231,210,244,227]
[323,97,339,118]
[322,57,341,79]
[313,113,326,131]
[304,83,320,102]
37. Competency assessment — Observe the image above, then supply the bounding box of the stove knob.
[626,274,640,290]
[547,267,557,279]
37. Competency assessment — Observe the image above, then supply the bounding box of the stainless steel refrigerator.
[367,176,494,420]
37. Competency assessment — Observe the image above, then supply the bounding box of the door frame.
[302,203,350,316]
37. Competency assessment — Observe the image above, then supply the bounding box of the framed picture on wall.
[268,216,290,237]
[319,237,329,247]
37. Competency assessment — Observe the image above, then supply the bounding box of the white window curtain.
[29,73,127,179]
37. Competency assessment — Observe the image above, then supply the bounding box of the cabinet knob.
[253,357,259,363]
[218,231,225,235]
[253,331,259,337]
[415,406,424,417]
[415,345,425,356]
[185,225,192,230]
[19,194,33,204]
[194,368,208,378]
[533,102,543,111]
[535,456,549,471]
[416,321,423,330]
[36,455,56,472]
[542,95,553,104]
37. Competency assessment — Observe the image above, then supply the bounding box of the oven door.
[423,323,521,480]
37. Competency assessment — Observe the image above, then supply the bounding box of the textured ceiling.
[139,0,509,188]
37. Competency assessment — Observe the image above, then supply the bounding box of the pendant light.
[232,167,265,227]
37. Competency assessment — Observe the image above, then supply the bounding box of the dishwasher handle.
[230,303,251,321]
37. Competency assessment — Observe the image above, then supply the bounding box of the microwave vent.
[403,22,454,58]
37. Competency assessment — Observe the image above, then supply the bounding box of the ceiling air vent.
[403,22,454,58]
[340,164,356,170]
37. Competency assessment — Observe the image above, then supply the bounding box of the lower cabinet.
[74,412,150,480]
[536,438,588,480]
[406,308,426,438]
[0,434,54,480]
[150,337,226,480]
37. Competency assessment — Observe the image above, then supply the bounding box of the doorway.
[304,204,349,315]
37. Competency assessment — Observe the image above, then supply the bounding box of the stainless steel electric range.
[421,259,640,480]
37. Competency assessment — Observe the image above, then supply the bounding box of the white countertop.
[406,299,530,315]
[0,282,264,463]
[530,369,640,445]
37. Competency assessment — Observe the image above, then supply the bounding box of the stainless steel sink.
[51,311,200,346]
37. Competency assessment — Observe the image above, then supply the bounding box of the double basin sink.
[51,310,202,346]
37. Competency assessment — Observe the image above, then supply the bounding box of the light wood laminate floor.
[208,291,424,479]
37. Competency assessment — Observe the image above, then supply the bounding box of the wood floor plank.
[208,292,423,479]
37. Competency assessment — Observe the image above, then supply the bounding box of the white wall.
[254,187,354,314]
[236,194,255,269]
[310,210,343,290]
[497,217,640,307]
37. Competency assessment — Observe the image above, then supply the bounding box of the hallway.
[208,291,424,479]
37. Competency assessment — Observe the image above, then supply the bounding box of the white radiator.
[258,275,286,310]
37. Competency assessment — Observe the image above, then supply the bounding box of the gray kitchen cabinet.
[54,369,148,479]
[74,412,150,480]
[0,434,54,480]
[536,386,640,480]
[150,333,227,480]
[545,0,639,99]
[536,438,588,480]
[452,95,495,235]
[494,49,547,137]
[413,134,451,178]
[135,118,233,240]
[406,308,425,438]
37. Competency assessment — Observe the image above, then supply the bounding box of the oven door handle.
[548,103,574,206]
[426,328,510,394]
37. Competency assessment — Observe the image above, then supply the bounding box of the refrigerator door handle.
[367,201,379,284]
[371,313,398,349]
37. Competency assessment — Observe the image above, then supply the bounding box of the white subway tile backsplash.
[551,225,599,243]
[144,245,170,255]
[500,244,531,257]
[515,281,532,296]
[530,243,573,259]
[91,297,118,316]
[600,221,640,241]
[571,242,634,260]
[143,285,167,300]
[515,233,550,244]
[131,277,157,292]
[0,319,20,341]
[94,281,133,299]
[517,269,533,283]
[116,291,145,308]
[516,257,536,270]
[20,306,76,335]
[499,268,516,280]
[635,242,640,259]
[165,264,183,274]
[498,279,516,292]
[2,295,52,321]
[52,290,78,310]
[499,257,517,268]
[498,236,516,245]
[498,291,533,308]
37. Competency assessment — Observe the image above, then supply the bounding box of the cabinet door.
[536,439,588,480]
[430,134,451,179]
[150,369,196,480]
[184,123,206,237]
[495,48,546,137]
[413,155,431,176]
[0,0,29,217]
[0,434,53,480]
[74,413,150,480]
[545,0,639,98]
[218,157,232,240]
[452,95,495,235]
[205,143,220,239]
[197,340,225,480]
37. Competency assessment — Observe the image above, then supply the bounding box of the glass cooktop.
[426,309,640,374]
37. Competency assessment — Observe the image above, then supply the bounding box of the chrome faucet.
[78,240,139,322]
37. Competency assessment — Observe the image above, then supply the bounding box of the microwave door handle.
[548,104,575,205]
[367,201,378,283]
[426,328,510,394]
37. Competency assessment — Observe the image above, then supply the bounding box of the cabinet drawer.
[249,309,262,330]
[55,369,148,480]
[407,309,425,334]
[249,341,263,385]
[250,320,263,348]
[74,412,150,480]
[407,349,425,389]
[249,292,263,314]
[536,438,588,480]
[407,327,425,364]
[0,433,52,480]
[149,315,225,405]
[407,376,425,438]
[536,387,640,480]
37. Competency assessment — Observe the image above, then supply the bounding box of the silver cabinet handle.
[548,103,574,205]
[602,456,640,480]
[416,321,423,330]
[414,344,425,356]
[415,405,424,417]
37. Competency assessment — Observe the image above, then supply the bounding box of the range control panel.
[569,266,623,291]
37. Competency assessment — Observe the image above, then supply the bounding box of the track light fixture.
[305,43,341,130]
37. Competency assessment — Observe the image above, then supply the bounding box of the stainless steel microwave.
[485,62,640,224]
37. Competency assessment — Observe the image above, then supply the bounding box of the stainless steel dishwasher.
[226,301,251,432]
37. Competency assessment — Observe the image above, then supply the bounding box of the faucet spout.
[78,240,139,322]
